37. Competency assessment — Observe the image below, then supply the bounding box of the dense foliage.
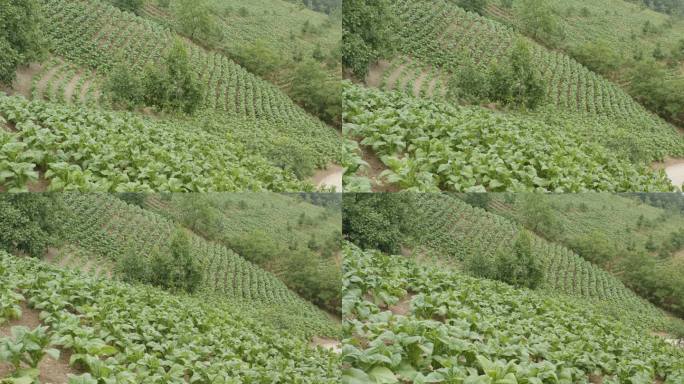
[0,0,47,84]
[342,0,396,77]
[141,0,343,126]
[344,84,674,192]
[371,0,684,146]
[40,0,340,150]
[146,193,343,315]
[0,251,340,383]
[342,193,414,254]
[0,94,317,192]
[342,243,684,383]
[0,194,59,258]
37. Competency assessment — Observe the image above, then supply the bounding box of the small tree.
[174,0,220,45]
[508,39,546,109]
[496,229,543,289]
[448,59,489,104]
[105,63,144,110]
[0,0,47,84]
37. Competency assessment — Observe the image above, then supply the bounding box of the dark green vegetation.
[344,84,674,192]
[0,251,339,383]
[486,0,684,127]
[0,194,59,258]
[0,193,342,382]
[0,0,47,84]
[342,0,396,77]
[487,193,684,318]
[145,193,343,315]
[106,40,203,113]
[0,193,340,337]
[342,243,684,383]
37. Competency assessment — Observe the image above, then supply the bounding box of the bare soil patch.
[27,172,50,192]
[312,164,344,192]
[0,303,77,383]
[652,157,684,189]
[366,60,391,88]
[63,70,83,104]
[388,294,414,316]
[413,69,429,98]
[386,63,408,91]
[11,63,43,98]
[357,144,400,192]
[310,337,341,353]
[35,63,62,100]
[0,302,42,339]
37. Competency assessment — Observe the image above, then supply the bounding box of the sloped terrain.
[342,243,684,383]
[0,251,339,383]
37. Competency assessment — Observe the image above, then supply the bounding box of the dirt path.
[366,60,391,88]
[653,158,684,190]
[64,70,83,104]
[11,63,44,98]
[357,144,400,192]
[312,164,344,192]
[35,63,62,100]
[413,69,429,98]
[0,302,77,383]
[310,337,341,353]
[385,63,408,91]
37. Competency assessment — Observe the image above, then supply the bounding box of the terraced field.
[405,194,662,318]
[0,251,339,382]
[358,0,684,162]
[54,194,339,337]
[342,243,684,383]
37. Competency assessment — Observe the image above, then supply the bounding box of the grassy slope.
[145,193,341,252]
[51,193,339,338]
[487,0,684,80]
[140,0,341,100]
[488,193,684,260]
[10,0,340,184]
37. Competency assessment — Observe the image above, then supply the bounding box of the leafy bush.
[494,229,543,288]
[0,195,58,258]
[0,0,47,84]
[343,193,413,254]
[110,0,143,13]
[105,63,144,110]
[457,0,488,14]
[120,228,201,293]
[342,0,396,77]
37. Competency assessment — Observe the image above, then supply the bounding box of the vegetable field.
[344,84,675,192]
[342,243,684,383]
[54,194,338,338]
[0,94,317,192]
[400,194,666,326]
[0,251,339,383]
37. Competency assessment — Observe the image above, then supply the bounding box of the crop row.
[0,94,313,192]
[342,243,684,383]
[0,251,339,382]
[343,84,674,192]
